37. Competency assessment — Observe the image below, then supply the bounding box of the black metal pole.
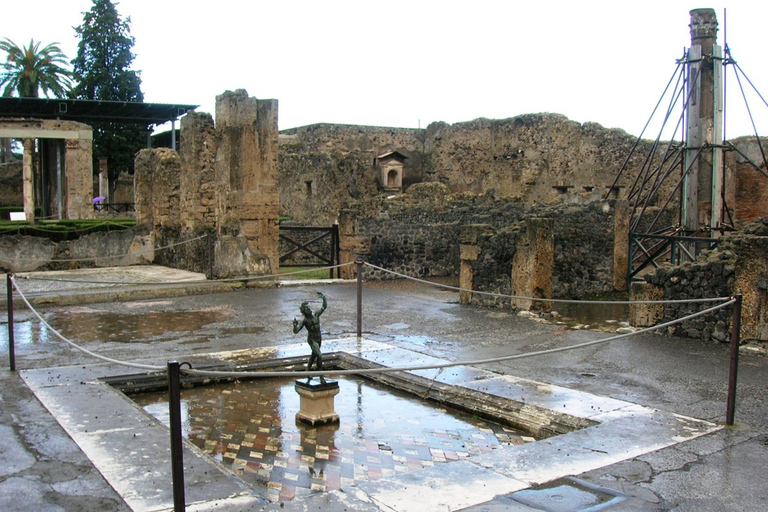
[356,257,363,337]
[726,294,742,426]
[7,274,15,371]
[167,361,186,511]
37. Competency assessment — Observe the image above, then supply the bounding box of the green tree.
[72,0,150,198]
[0,38,73,98]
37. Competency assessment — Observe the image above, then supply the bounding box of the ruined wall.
[179,112,218,230]
[342,186,618,301]
[134,148,181,228]
[424,115,654,202]
[638,217,768,343]
[278,114,669,228]
[727,137,768,225]
[279,124,425,224]
[0,227,153,273]
[215,90,280,273]
[133,90,280,278]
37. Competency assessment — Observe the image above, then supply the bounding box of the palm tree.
[0,39,74,220]
[0,38,73,98]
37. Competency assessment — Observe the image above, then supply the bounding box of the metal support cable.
[363,262,730,305]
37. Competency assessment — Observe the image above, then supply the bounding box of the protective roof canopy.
[0,97,198,125]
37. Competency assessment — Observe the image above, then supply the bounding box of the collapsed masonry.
[134,90,279,278]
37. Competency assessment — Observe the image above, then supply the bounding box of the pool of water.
[133,375,535,502]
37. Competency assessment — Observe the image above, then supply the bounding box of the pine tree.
[72,0,150,198]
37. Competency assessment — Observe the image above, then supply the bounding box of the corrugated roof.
[0,97,198,124]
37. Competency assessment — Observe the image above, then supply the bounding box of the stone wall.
[133,90,280,278]
[637,217,768,343]
[279,124,425,224]
[0,227,153,273]
[341,186,619,303]
[727,137,768,225]
[279,114,670,229]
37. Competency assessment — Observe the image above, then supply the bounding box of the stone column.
[64,134,94,219]
[98,158,109,199]
[685,8,722,246]
[629,282,664,327]
[459,225,487,305]
[215,90,280,274]
[338,208,369,280]
[613,200,629,291]
[510,217,553,312]
[22,138,34,222]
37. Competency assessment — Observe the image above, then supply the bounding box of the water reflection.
[0,308,233,346]
[553,300,630,331]
[133,375,535,502]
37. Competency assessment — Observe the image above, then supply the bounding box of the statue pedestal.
[295,379,340,425]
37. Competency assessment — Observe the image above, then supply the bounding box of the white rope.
[363,262,731,305]
[18,261,355,287]
[182,298,737,379]
[10,276,165,371]
[7,262,737,379]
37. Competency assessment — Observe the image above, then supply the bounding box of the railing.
[94,203,136,213]
[629,231,721,280]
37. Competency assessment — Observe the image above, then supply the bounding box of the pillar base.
[295,379,340,425]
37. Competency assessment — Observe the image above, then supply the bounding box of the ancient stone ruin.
[134,90,279,277]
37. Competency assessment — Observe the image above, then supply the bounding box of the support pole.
[725,294,742,426]
[167,361,186,511]
[7,274,15,371]
[356,258,363,337]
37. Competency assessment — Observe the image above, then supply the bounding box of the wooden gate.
[279,225,341,278]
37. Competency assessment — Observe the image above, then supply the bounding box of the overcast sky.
[2,1,767,138]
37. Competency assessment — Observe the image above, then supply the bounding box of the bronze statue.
[293,291,327,384]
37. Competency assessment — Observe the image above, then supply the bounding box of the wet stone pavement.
[0,267,767,511]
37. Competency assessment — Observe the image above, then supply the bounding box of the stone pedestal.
[295,379,340,425]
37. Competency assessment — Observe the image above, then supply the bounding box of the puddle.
[552,300,630,332]
[132,375,535,502]
[1,308,233,345]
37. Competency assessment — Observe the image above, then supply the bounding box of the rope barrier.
[16,261,355,288]
[363,262,732,305]
[9,276,164,371]
[181,297,737,379]
[7,260,737,378]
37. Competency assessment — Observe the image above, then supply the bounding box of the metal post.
[167,361,185,511]
[208,232,214,280]
[7,274,15,371]
[356,258,363,337]
[333,224,340,279]
[725,294,742,426]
